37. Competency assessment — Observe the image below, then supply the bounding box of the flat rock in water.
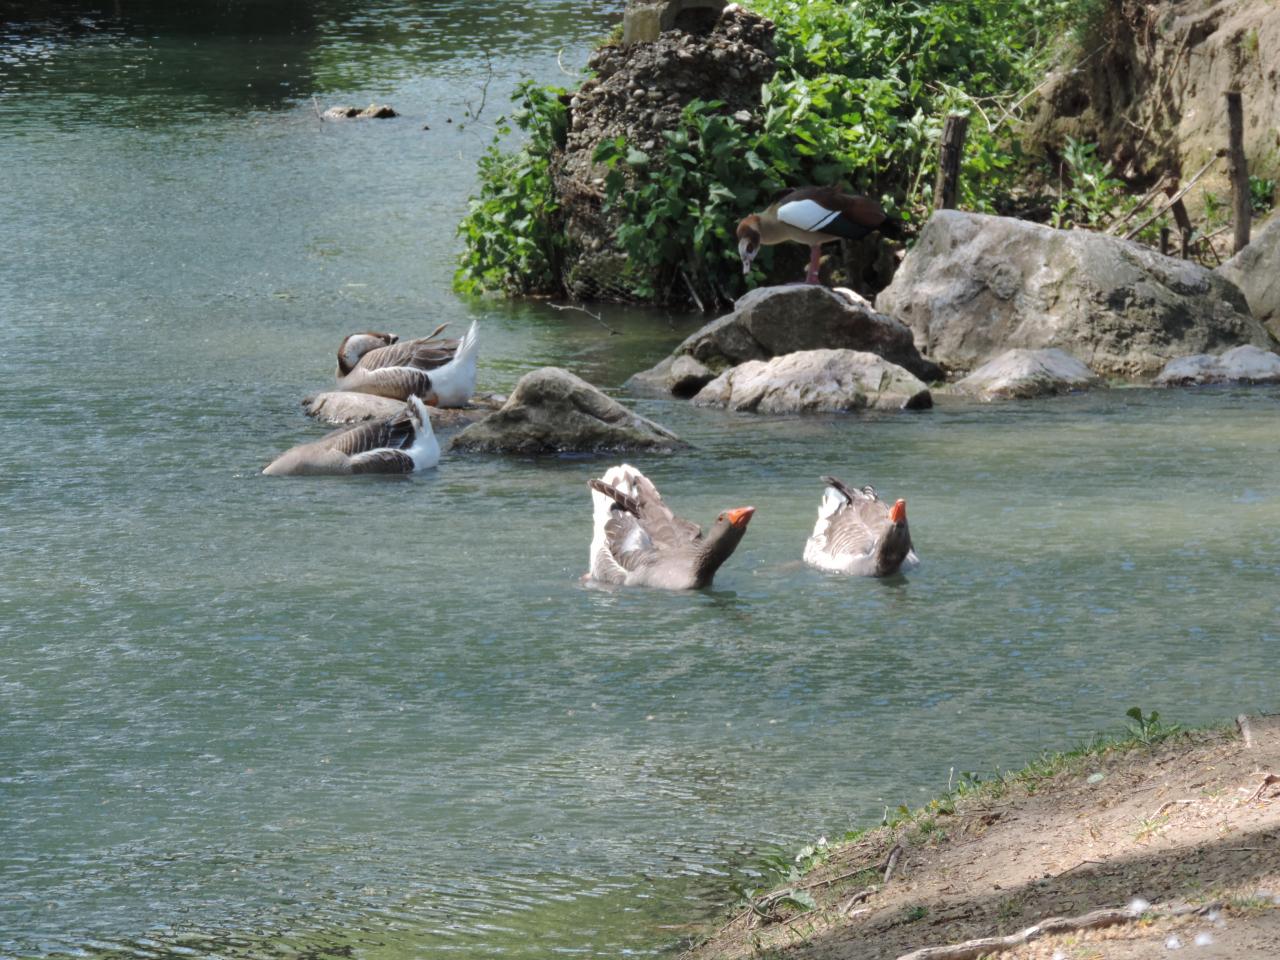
[450,367,686,454]
[627,285,941,396]
[1155,344,1280,385]
[691,349,932,414]
[953,348,1103,400]
[877,210,1272,377]
[322,103,398,120]
[1217,216,1280,339]
[302,391,503,428]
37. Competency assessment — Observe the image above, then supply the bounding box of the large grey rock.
[450,367,685,454]
[1217,217,1280,339]
[1155,345,1280,386]
[953,348,1103,401]
[877,210,1274,378]
[691,349,932,414]
[627,285,942,396]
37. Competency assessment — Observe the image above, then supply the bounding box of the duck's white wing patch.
[777,198,842,233]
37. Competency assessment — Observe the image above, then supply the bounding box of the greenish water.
[2,4,1279,958]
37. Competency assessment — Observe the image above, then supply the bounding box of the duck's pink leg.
[805,244,822,284]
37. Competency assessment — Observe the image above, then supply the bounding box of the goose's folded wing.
[341,366,434,399]
[323,415,414,456]
[820,500,888,557]
[777,187,887,240]
[626,472,702,546]
[358,329,459,372]
[349,449,416,473]
[603,511,657,572]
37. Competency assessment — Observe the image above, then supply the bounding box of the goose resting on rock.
[587,464,754,589]
[803,476,917,576]
[263,395,439,476]
[736,186,901,284]
[336,321,480,407]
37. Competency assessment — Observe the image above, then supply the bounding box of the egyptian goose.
[262,396,439,476]
[803,476,918,576]
[336,321,480,407]
[736,186,901,284]
[587,464,755,589]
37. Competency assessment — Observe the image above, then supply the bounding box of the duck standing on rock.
[336,320,480,407]
[263,396,439,476]
[803,476,917,576]
[586,464,755,589]
[736,186,901,284]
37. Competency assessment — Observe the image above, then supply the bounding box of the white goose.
[336,321,480,407]
[263,395,439,476]
[803,476,918,576]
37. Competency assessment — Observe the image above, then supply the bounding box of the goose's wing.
[813,476,889,558]
[622,470,702,547]
[775,186,889,241]
[357,327,459,372]
[600,508,658,573]
[341,365,434,400]
[349,449,416,473]
[321,413,415,456]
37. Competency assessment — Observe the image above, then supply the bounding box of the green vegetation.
[456,0,1126,302]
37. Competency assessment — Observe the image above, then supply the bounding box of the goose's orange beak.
[889,499,907,523]
[726,506,755,528]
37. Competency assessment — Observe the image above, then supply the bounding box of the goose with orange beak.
[803,476,917,576]
[587,464,755,589]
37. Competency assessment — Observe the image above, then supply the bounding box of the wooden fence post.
[1226,90,1250,253]
[933,114,969,211]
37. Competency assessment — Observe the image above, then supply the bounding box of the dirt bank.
[683,715,1280,960]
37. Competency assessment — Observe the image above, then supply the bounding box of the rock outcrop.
[953,348,1103,401]
[691,349,932,414]
[1154,345,1280,386]
[628,285,942,396]
[1217,217,1280,338]
[450,367,685,454]
[877,211,1272,378]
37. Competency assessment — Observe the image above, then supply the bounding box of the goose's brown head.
[736,215,762,274]
[337,331,399,375]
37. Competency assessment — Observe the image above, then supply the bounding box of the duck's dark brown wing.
[775,186,896,241]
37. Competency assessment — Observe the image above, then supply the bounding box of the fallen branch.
[1052,858,1102,877]
[1238,714,1255,748]
[1105,175,1170,235]
[1246,773,1280,803]
[896,901,1223,960]
[547,301,619,335]
[1122,152,1223,240]
[1152,798,1197,818]
[840,887,874,915]
[680,268,707,314]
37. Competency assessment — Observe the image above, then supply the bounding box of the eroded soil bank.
[684,716,1280,960]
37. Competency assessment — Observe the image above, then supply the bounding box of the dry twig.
[548,302,619,335]
[1246,773,1280,803]
[883,844,904,885]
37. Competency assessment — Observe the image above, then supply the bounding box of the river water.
[2,3,1278,957]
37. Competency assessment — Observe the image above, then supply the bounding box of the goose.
[336,321,480,407]
[586,464,755,589]
[736,186,901,284]
[803,476,918,576]
[263,395,439,476]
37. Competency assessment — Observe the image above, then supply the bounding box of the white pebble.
[1129,897,1151,915]
[1052,951,1068,960]
[1194,932,1214,947]
[1165,934,1183,949]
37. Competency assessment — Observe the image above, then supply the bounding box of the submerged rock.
[691,349,932,413]
[877,210,1271,377]
[1155,344,1280,385]
[954,348,1103,400]
[1217,217,1280,338]
[627,285,942,396]
[322,103,398,120]
[450,367,685,454]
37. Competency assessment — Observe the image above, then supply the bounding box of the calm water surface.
[2,3,1279,957]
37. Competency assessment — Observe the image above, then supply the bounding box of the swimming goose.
[262,395,439,476]
[586,464,755,589]
[736,186,901,284]
[803,476,917,576]
[336,321,480,407]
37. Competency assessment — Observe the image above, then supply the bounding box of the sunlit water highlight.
[2,3,1278,957]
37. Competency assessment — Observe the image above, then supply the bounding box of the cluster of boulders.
[624,209,1280,413]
